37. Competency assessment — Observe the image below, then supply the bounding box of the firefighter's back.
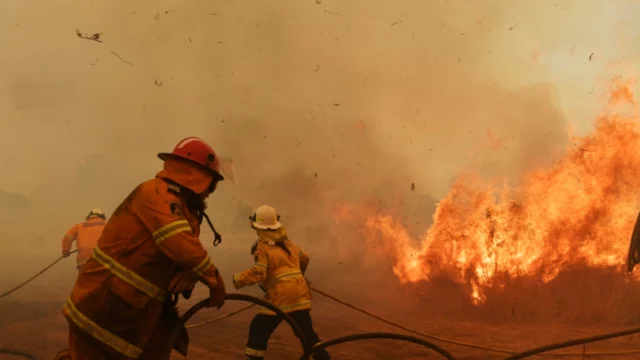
[74,217,106,265]
[63,178,191,358]
[258,235,312,314]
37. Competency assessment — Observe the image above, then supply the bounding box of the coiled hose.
[172,295,457,360]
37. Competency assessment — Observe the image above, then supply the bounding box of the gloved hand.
[232,273,242,290]
[168,272,197,294]
[62,251,70,258]
[207,270,226,309]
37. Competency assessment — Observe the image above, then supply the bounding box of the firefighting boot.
[313,349,331,360]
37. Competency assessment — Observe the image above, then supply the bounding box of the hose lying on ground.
[167,293,310,356]
[3,253,640,359]
[0,348,39,360]
[184,286,640,357]
[0,250,77,299]
[176,296,458,360]
[299,332,456,360]
[310,286,514,355]
[0,251,77,360]
[310,286,640,358]
[504,326,640,359]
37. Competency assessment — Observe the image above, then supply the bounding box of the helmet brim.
[252,221,282,230]
[158,153,224,181]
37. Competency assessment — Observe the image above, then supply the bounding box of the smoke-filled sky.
[0,0,639,258]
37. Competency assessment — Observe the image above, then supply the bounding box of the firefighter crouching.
[61,209,107,271]
[233,205,331,360]
[62,137,235,360]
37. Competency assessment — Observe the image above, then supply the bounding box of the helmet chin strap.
[201,212,222,246]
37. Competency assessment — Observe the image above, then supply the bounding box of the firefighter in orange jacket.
[61,208,107,271]
[233,205,331,360]
[62,137,236,360]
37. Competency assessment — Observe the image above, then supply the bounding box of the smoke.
[0,0,638,309]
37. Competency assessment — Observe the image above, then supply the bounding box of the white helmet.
[250,205,282,230]
[87,208,106,220]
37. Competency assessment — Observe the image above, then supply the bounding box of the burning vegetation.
[335,79,640,318]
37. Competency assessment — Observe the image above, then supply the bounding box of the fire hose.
[3,252,640,359]
[0,349,38,360]
[170,295,456,360]
[0,251,78,360]
[0,250,77,300]
[503,327,640,359]
[167,293,310,355]
[185,287,640,358]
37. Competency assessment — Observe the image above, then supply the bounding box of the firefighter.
[61,208,107,271]
[62,137,235,360]
[233,205,331,360]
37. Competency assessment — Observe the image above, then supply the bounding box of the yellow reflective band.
[193,256,213,276]
[92,247,166,301]
[245,347,266,357]
[152,220,192,244]
[64,298,143,359]
[253,262,268,269]
[274,271,302,282]
[263,270,303,290]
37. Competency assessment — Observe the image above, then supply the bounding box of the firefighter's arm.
[299,248,310,275]
[136,190,220,290]
[61,225,78,255]
[232,245,268,289]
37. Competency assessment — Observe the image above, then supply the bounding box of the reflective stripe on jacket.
[62,175,219,359]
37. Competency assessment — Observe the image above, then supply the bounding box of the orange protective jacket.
[62,159,220,360]
[62,217,106,267]
[232,227,312,315]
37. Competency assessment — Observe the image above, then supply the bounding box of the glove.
[232,273,242,290]
[207,270,227,309]
[168,272,197,294]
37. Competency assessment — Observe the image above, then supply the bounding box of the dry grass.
[405,265,640,327]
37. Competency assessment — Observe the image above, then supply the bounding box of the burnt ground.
[2,244,640,360]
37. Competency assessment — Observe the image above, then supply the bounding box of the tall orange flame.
[338,79,640,304]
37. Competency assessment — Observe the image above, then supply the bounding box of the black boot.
[313,349,331,360]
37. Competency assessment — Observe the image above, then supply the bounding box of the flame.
[337,79,640,304]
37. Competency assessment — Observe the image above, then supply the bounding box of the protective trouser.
[245,309,331,360]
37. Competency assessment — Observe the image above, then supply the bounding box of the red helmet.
[158,137,224,180]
